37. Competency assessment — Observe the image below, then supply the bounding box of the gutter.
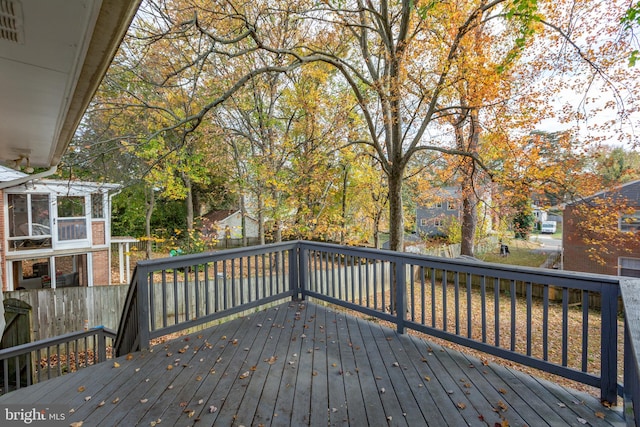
[0,166,58,190]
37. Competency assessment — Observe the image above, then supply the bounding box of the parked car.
[541,221,557,234]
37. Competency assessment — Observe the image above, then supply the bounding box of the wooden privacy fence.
[4,286,129,341]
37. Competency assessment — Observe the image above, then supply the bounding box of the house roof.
[0,0,141,169]
[202,210,240,223]
[202,210,259,224]
[568,179,640,206]
[0,165,120,193]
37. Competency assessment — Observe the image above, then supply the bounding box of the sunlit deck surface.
[0,301,624,426]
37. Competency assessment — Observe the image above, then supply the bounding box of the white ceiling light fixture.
[10,155,33,173]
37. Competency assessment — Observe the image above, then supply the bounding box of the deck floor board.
[0,301,625,426]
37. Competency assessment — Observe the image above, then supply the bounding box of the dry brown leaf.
[113,362,120,368]
[140,398,148,404]
[70,422,84,427]
[239,371,250,379]
[457,402,466,410]
[265,356,278,365]
[595,412,605,419]
[112,397,120,404]
[424,376,431,381]
[97,401,105,407]
[167,365,173,370]
[77,386,85,392]
[499,388,507,394]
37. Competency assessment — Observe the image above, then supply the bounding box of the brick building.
[563,179,640,277]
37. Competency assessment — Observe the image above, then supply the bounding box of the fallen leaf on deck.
[167,365,173,370]
[126,354,134,360]
[577,417,587,424]
[140,398,148,404]
[209,406,218,413]
[595,412,605,419]
[424,375,431,381]
[84,396,91,401]
[498,388,507,394]
[239,371,250,379]
[77,386,85,392]
[457,402,466,409]
[556,402,566,408]
[198,399,204,405]
[97,401,105,407]
[113,362,120,368]
[70,422,83,427]
[112,397,120,404]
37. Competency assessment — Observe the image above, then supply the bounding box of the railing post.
[600,283,619,404]
[298,244,308,300]
[289,246,300,300]
[624,320,637,424]
[137,265,151,351]
[97,329,107,362]
[395,259,406,334]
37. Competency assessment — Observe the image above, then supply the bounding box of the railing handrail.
[296,240,623,288]
[0,326,115,361]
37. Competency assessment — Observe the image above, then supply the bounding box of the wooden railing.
[0,327,115,395]
[111,240,639,424]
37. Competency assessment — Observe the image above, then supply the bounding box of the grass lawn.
[477,238,549,267]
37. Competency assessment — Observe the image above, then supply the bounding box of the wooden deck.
[0,301,625,426]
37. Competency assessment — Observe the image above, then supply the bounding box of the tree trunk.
[239,193,247,246]
[145,187,155,260]
[340,164,349,245]
[387,164,405,252]
[257,193,265,245]
[183,174,194,231]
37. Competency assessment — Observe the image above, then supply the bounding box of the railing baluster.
[162,269,168,328]
[510,279,516,352]
[494,277,500,347]
[562,287,569,366]
[431,268,436,328]
[582,290,589,372]
[442,270,448,332]
[481,276,486,343]
[454,272,460,335]
[543,285,549,360]
[527,281,532,356]
[466,273,472,339]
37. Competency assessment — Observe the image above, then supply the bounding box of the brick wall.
[92,250,110,285]
[563,204,640,275]
[92,220,105,245]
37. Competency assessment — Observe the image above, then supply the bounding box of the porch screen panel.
[7,194,52,250]
[57,196,87,241]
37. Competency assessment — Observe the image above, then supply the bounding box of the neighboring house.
[201,210,260,240]
[416,187,462,237]
[0,166,120,290]
[563,179,640,277]
[532,206,548,224]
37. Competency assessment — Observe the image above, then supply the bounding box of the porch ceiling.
[0,0,140,169]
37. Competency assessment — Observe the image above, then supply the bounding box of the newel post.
[600,283,619,405]
[137,265,151,352]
